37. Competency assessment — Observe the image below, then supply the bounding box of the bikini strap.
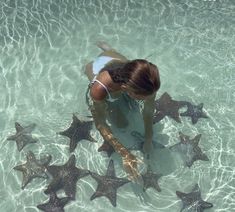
[92,78,113,100]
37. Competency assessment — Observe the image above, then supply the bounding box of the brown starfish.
[58,114,95,152]
[154,92,187,123]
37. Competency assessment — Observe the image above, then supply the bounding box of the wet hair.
[101,59,160,96]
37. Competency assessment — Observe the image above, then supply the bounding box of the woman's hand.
[97,125,141,181]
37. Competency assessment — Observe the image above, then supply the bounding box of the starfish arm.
[153,174,162,191]
[115,178,130,188]
[13,164,25,172]
[69,139,77,152]
[154,183,161,192]
[23,123,36,133]
[72,113,80,124]
[185,160,194,168]
[77,168,90,178]
[170,113,182,123]
[35,172,48,179]
[162,92,171,100]
[198,103,203,109]
[58,117,79,137]
[88,135,97,143]
[180,110,189,116]
[90,173,104,184]
[27,151,35,160]
[180,101,192,114]
[16,135,37,151]
[37,192,70,212]
[169,143,180,151]
[143,183,148,192]
[15,122,24,132]
[131,131,143,142]
[16,138,25,151]
[143,182,152,192]
[90,190,103,200]
[193,134,202,146]
[24,135,38,143]
[47,165,61,177]
[58,128,74,137]
[66,155,76,167]
[84,121,93,133]
[179,132,190,143]
[192,116,199,124]
[178,101,190,107]
[201,200,213,209]
[200,153,209,161]
[106,191,117,207]
[153,142,165,149]
[44,177,62,194]
[106,160,115,177]
[37,203,49,211]
[98,141,115,157]
[144,177,161,192]
[64,181,77,199]
[59,196,71,207]
[21,173,31,189]
[39,154,52,166]
[192,184,200,193]
[153,112,165,123]
[176,191,187,199]
[6,134,17,140]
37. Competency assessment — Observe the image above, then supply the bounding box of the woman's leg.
[96,41,128,61]
[84,61,95,81]
[96,41,114,51]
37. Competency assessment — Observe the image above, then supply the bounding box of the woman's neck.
[99,71,123,92]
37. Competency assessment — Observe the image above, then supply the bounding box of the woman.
[85,41,160,180]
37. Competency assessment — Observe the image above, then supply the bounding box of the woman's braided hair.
[101,59,160,96]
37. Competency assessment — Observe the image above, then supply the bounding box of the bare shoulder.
[90,82,107,101]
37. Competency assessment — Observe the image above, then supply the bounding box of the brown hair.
[102,59,160,96]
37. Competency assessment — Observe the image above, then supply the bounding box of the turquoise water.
[0,0,234,211]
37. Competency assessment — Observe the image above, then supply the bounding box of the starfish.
[153,92,188,123]
[7,122,38,151]
[90,159,130,207]
[130,131,165,151]
[180,102,208,124]
[14,151,52,189]
[37,192,71,212]
[45,154,90,200]
[176,183,213,211]
[58,114,94,152]
[98,140,115,157]
[169,132,209,168]
[141,165,162,192]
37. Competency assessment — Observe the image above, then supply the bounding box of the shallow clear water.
[0,0,234,211]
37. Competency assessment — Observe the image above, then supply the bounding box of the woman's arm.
[90,99,140,180]
[142,92,156,153]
